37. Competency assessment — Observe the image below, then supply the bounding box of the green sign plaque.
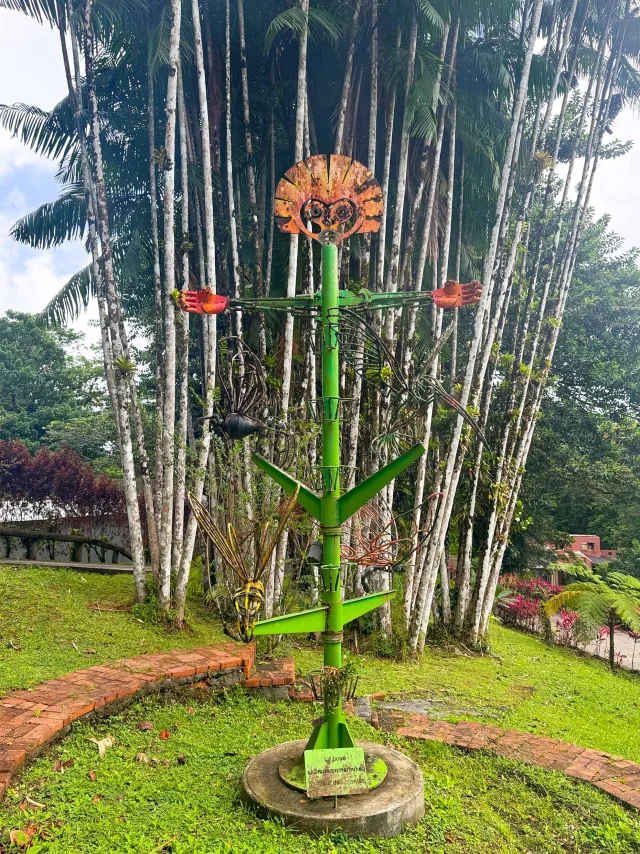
[304,747,369,798]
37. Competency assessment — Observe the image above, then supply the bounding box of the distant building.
[565,535,616,568]
[546,534,616,583]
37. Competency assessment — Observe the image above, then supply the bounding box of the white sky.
[0,9,639,352]
[0,9,99,348]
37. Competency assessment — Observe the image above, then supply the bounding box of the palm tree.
[2,0,639,641]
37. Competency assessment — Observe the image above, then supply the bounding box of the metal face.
[233,581,265,643]
[274,154,383,243]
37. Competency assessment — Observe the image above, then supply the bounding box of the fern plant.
[545,575,640,669]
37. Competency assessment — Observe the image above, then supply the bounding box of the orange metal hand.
[432,279,482,309]
[178,289,229,315]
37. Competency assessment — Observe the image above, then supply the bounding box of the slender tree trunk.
[81,0,147,602]
[157,0,183,611]
[335,0,362,153]
[472,5,626,641]
[274,0,310,608]
[237,0,266,356]
[384,8,418,301]
[409,0,545,652]
[148,66,164,579]
[172,72,190,574]
[450,152,464,385]
[376,26,402,291]
[174,0,221,623]
[225,0,242,321]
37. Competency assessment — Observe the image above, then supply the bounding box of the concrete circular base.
[241,740,424,838]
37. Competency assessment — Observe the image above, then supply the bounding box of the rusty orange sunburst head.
[274,154,383,244]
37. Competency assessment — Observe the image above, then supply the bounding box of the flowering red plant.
[556,610,579,646]
[500,574,562,601]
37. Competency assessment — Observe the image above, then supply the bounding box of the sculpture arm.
[339,280,482,311]
[178,289,229,314]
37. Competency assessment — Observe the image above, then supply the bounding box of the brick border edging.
[3,650,640,815]
[396,715,640,810]
[0,642,255,799]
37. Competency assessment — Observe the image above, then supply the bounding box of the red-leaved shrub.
[500,574,562,601]
[0,440,124,521]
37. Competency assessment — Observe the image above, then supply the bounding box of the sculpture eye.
[331,199,356,224]
[303,200,325,220]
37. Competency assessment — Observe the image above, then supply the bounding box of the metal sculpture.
[181,154,482,762]
[341,491,442,569]
[202,336,270,440]
[188,487,300,642]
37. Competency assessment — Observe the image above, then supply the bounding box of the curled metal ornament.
[233,581,265,642]
[274,154,383,244]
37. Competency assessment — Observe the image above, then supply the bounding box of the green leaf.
[265,7,347,54]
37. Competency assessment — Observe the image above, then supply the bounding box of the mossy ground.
[2,567,640,852]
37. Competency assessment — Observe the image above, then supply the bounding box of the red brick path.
[3,648,640,814]
[397,714,640,810]
[0,643,254,799]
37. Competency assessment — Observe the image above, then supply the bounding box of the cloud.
[588,110,640,251]
[0,201,99,338]
[0,10,69,179]
[0,10,101,349]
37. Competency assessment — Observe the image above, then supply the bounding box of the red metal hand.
[178,289,229,315]
[432,280,482,309]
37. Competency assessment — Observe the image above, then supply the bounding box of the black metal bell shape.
[224,413,263,441]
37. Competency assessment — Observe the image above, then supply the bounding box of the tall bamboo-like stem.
[335,0,362,153]
[402,25,457,623]
[174,0,221,623]
[359,0,378,290]
[440,102,457,288]
[237,0,266,356]
[265,66,276,296]
[57,0,118,449]
[399,21,451,300]
[80,0,148,602]
[225,0,242,325]
[172,72,190,574]
[157,0,183,610]
[471,4,625,643]
[450,151,464,384]
[191,0,217,331]
[224,0,252,515]
[384,8,418,302]
[376,26,402,291]
[148,62,164,574]
[409,0,545,652]
[273,0,310,608]
[347,0,379,492]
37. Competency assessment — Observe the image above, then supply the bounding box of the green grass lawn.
[1,693,639,854]
[291,624,640,762]
[4,566,640,762]
[0,566,225,696]
[3,567,640,851]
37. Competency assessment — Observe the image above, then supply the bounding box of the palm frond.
[10,184,86,248]
[545,581,602,615]
[0,0,59,26]
[37,260,96,327]
[265,6,346,53]
[0,100,76,162]
[415,0,446,35]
